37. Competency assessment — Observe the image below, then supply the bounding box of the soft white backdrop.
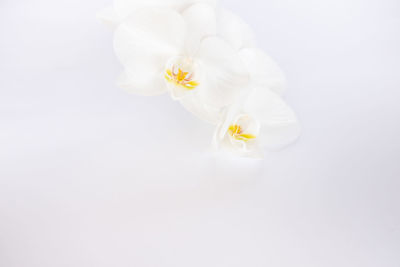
[1,0,399,266]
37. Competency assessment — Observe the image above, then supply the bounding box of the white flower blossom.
[111,3,250,123]
[213,49,301,158]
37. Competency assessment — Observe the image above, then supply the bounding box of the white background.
[1,0,399,266]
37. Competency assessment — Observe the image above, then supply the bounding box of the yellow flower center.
[228,124,256,142]
[165,67,199,90]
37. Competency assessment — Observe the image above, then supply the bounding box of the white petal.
[180,92,222,124]
[234,114,260,137]
[196,36,250,108]
[117,68,167,96]
[113,8,186,70]
[114,0,175,19]
[244,87,301,148]
[181,2,217,55]
[169,85,188,100]
[114,0,217,20]
[96,6,121,29]
[261,121,301,149]
[218,9,257,51]
[239,48,287,95]
[219,136,264,158]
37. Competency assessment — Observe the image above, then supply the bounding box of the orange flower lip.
[228,124,256,142]
[165,66,199,90]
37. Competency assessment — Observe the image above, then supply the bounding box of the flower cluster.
[98,0,301,158]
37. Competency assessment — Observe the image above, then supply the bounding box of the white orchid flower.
[97,0,217,28]
[112,3,250,123]
[213,49,301,158]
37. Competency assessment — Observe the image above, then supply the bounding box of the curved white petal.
[244,87,301,148]
[196,36,250,108]
[239,48,287,95]
[113,8,186,70]
[117,68,167,96]
[218,9,257,51]
[180,92,222,124]
[182,2,217,55]
[97,6,121,29]
[114,0,217,21]
[261,121,301,149]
